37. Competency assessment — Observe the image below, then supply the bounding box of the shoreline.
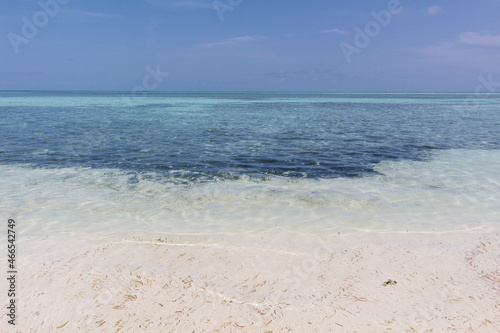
[2,228,499,332]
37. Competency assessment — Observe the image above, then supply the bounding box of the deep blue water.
[1,92,499,180]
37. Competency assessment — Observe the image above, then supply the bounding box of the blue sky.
[1,0,499,91]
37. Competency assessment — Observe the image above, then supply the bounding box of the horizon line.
[1,90,499,94]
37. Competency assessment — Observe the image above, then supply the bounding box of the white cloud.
[460,32,500,47]
[201,36,264,47]
[427,6,444,16]
[321,29,349,35]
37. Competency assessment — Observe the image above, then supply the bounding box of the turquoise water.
[1,92,499,238]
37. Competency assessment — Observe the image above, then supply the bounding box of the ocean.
[1,92,500,243]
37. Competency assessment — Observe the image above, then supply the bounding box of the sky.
[1,0,500,92]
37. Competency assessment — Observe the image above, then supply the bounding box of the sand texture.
[1,230,500,332]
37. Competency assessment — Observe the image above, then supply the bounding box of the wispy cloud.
[416,42,458,57]
[62,9,123,20]
[266,69,346,82]
[414,33,500,69]
[427,6,444,16]
[147,0,213,9]
[417,32,500,58]
[460,32,500,47]
[201,36,264,47]
[320,29,349,35]
[10,70,44,76]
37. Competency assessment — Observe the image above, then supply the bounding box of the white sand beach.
[2,228,499,332]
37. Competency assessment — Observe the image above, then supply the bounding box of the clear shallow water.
[1,92,499,238]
